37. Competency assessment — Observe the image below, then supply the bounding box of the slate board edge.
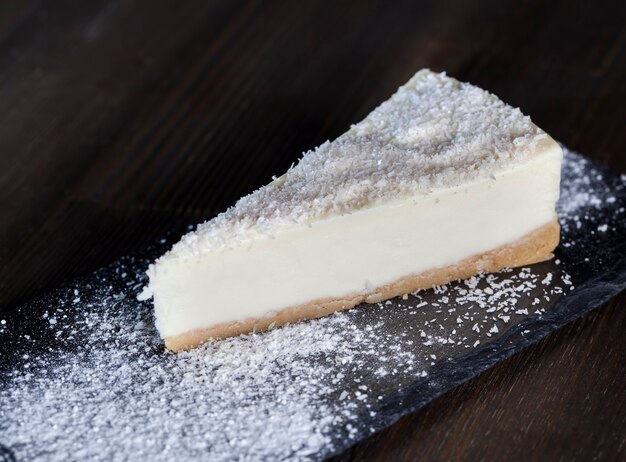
[323,251,626,460]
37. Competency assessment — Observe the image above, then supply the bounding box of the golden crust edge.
[164,219,560,352]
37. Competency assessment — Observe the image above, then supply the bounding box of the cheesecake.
[138,69,562,352]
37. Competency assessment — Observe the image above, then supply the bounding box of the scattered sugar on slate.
[0,268,573,461]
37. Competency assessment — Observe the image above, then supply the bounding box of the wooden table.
[1,1,624,460]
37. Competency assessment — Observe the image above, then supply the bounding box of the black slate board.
[0,149,625,461]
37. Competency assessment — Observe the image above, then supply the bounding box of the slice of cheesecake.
[139,69,562,352]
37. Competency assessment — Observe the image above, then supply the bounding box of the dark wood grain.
[0,0,624,460]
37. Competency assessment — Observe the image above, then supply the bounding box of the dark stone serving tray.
[0,149,625,461]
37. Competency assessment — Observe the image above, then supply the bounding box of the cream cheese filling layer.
[145,145,561,339]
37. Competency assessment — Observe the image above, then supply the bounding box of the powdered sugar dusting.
[558,150,626,246]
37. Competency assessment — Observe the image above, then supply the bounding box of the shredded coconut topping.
[170,69,546,257]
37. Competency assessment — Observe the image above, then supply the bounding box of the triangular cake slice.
[139,69,562,352]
